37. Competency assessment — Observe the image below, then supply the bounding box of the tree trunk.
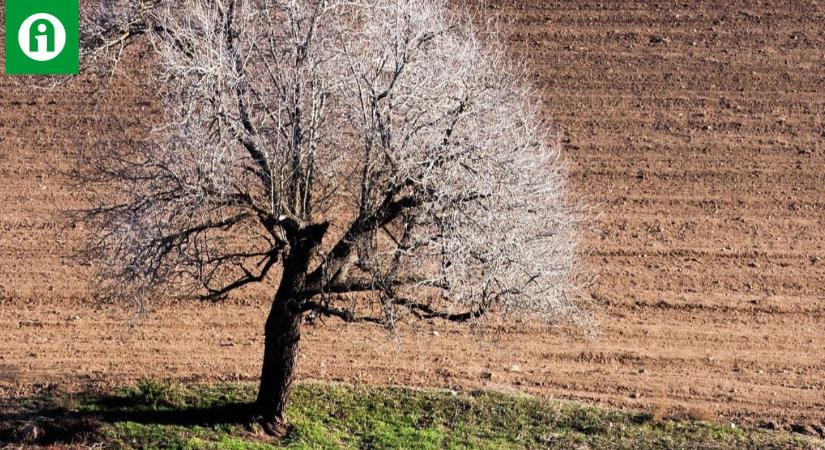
[256,288,302,437]
[256,221,328,437]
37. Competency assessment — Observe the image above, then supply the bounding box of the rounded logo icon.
[17,13,67,62]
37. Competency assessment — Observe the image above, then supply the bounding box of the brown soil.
[1,0,823,436]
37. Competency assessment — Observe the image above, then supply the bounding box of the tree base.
[259,417,292,439]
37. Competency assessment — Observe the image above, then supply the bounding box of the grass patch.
[1,381,820,449]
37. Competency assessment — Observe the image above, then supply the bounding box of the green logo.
[4,0,79,75]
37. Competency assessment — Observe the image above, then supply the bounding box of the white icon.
[18,13,66,62]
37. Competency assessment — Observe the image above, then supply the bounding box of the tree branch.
[304,192,421,292]
[299,275,448,298]
[200,245,284,301]
[392,298,487,322]
[296,301,384,324]
[296,296,487,325]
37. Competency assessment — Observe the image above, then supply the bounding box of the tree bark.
[256,222,327,437]
[256,288,302,437]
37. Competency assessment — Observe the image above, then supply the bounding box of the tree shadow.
[92,395,255,426]
[0,393,256,446]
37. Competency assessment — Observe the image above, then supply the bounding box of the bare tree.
[79,0,581,435]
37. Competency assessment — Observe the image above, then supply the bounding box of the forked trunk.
[256,222,327,437]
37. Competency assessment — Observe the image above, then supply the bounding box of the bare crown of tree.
[81,0,581,326]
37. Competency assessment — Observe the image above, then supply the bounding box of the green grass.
[3,381,821,449]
